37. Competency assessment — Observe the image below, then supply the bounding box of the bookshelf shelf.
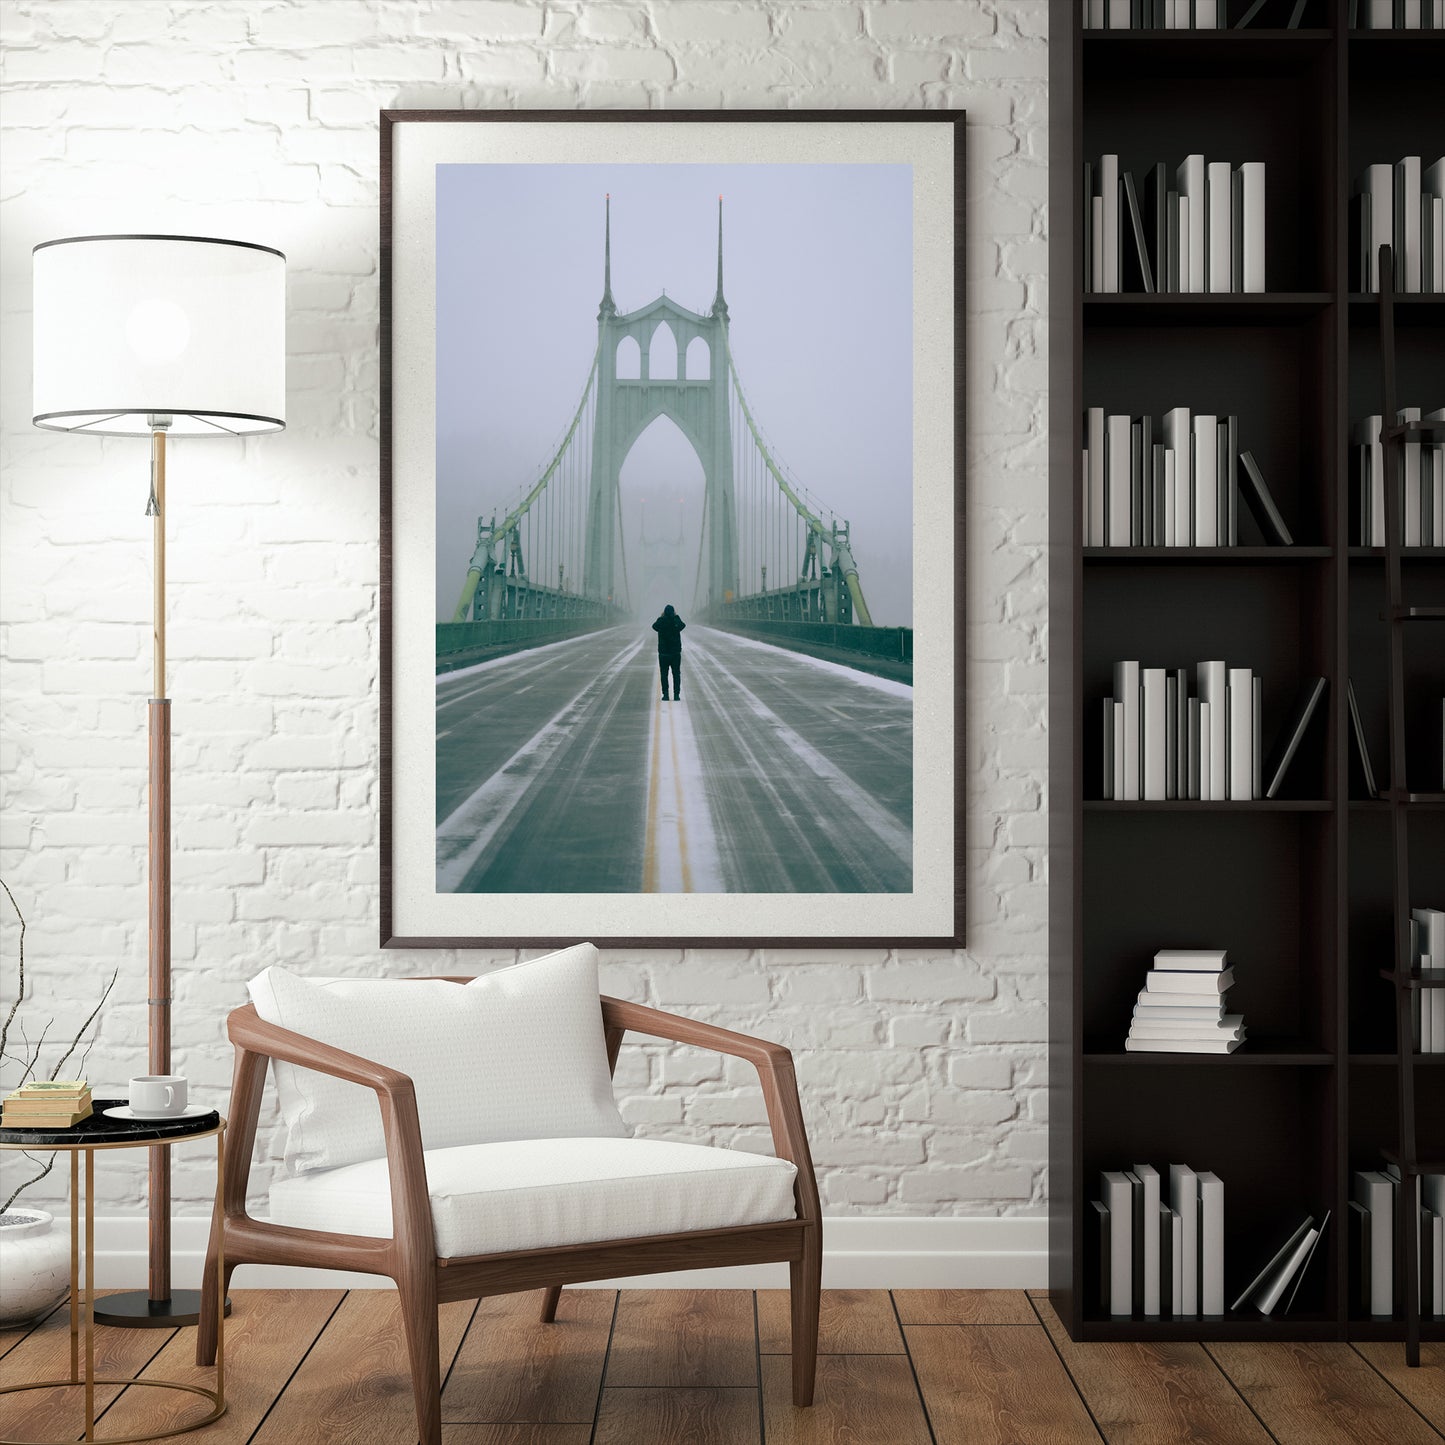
[1050,0,1444,1350]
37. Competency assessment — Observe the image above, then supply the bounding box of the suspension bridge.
[435,199,913,895]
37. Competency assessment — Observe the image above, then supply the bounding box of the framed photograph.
[382,110,964,949]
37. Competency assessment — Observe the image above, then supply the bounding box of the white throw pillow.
[247,943,628,1175]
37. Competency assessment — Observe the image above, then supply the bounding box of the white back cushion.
[247,943,628,1175]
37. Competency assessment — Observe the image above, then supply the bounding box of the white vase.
[0,1208,70,1325]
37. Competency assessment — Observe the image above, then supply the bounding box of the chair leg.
[195,1229,235,1366]
[395,1264,442,1445]
[539,1285,563,1323]
[789,1232,821,1407]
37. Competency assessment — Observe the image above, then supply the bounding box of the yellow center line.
[642,693,661,893]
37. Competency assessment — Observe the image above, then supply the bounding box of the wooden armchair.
[197,988,821,1445]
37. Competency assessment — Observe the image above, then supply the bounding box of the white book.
[1163,449,1178,547]
[1108,0,1130,27]
[1402,0,1423,27]
[1178,194,1191,298]
[1170,1164,1199,1317]
[1107,413,1133,547]
[1198,701,1212,800]
[1207,160,1232,293]
[1397,157,1422,292]
[1087,408,1106,545]
[1238,162,1266,293]
[1177,156,1206,293]
[1092,196,1105,292]
[1137,1164,1162,1316]
[1360,164,1394,291]
[1365,0,1393,26]
[1228,667,1255,800]
[1401,406,1423,546]
[1253,675,1263,800]
[1101,154,1121,294]
[1102,1171,1133,1316]
[1197,661,1228,800]
[1170,1209,1184,1318]
[1114,660,1142,800]
[1198,1173,1225,1316]
[1257,1226,1320,1316]
[1113,701,1126,801]
[1129,1020,1244,1039]
[1154,949,1229,971]
[1424,1176,1445,1314]
[1143,668,1168,800]
[1355,1170,1394,1316]
[1193,416,1219,546]
[1136,996,1228,1013]
[1127,1037,1242,1054]
[1145,966,1236,995]
[1163,408,1193,545]
[1435,196,1445,296]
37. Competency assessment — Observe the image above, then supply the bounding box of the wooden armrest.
[223,1004,434,1263]
[229,1003,416,1098]
[599,997,820,1225]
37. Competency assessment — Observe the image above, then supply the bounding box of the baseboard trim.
[87,1215,1047,1291]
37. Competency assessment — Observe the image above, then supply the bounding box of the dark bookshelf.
[1049,0,1445,1345]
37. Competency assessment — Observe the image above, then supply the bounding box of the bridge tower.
[584,197,738,610]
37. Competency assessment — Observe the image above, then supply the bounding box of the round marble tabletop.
[0,1099,221,1148]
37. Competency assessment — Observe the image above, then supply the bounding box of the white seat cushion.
[248,944,627,1175]
[268,1137,798,1258]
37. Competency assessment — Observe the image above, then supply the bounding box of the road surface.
[435,626,912,894]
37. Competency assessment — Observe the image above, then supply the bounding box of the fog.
[436,162,914,627]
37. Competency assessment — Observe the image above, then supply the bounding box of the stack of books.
[1084,1,1322,31]
[1085,154,1265,294]
[1082,407,1294,547]
[1,1079,93,1129]
[1354,406,1445,547]
[1126,949,1244,1054]
[1412,907,1444,1052]
[1354,3,1445,34]
[1354,1166,1445,1318]
[1095,1162,1225,1318]
[1354,157,1445,292]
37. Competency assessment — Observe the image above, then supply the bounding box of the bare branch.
[48,968,118,1081]
[0,879,26,1072]
[2,1151,56,1215]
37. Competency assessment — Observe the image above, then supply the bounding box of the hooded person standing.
[652,604,685,701]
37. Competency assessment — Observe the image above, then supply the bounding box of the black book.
[1238,450,1295,545]
[1226,415,1239,544]
[1166,189,1181,294]
[1351,191,1372,292]
[1144,163,1169,296]
[1093,1199,1111,1315]
[1131,420,1144,547]
[1349,1199,1372,1315]
[1263,677,1327,799]
[1347,679,1379,799]
[1231,1215,1315,1312]
[1122,170,1156,293]
[1232,167,1245,297]
[1083,161,1094,292]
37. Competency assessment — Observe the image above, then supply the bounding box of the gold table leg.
[69,1152,79,1384]
[85,1147,94,1442]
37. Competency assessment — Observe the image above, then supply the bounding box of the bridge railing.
[436,614,623,674]
[707,616,913,666]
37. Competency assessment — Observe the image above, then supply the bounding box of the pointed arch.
[685,336,711,380]
[615,335,641,380]
[648,321,678,380]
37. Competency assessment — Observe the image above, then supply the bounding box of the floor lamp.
[31,234,286,1326]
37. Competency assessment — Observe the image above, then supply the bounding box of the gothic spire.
[712,195,729,321]
[599,193,616,319]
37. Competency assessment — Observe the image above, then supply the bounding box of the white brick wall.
[0,0,1048,1221]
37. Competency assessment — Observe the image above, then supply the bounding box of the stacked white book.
[1354,406,1445,547]
[1126,949,1244,1054]
[1355,156,1445,292]
[1082,407,1295,548]
[1096,1162,1225,1319]
[1102,660,1266,801]
[1085,155,1265,294]
[1083,0,1227,28]
[1412,907,1445,1053]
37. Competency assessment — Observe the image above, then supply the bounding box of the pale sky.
[436,162,913,626]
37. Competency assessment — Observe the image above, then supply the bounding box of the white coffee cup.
[129,1075,187,1116]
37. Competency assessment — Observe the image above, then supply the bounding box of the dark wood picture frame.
[380,109,966,950]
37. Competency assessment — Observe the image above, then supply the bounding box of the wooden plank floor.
[2,1289,1441,1445]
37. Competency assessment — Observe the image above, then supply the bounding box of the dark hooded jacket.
[652,607,685,657]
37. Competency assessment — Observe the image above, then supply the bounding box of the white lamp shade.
[32,234,286,437]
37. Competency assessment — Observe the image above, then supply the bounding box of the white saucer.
[103,1104,211,1122]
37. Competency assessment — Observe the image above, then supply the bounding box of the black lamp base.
[92,1289,231,1329]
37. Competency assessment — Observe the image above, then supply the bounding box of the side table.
[0,1102,226,1445]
